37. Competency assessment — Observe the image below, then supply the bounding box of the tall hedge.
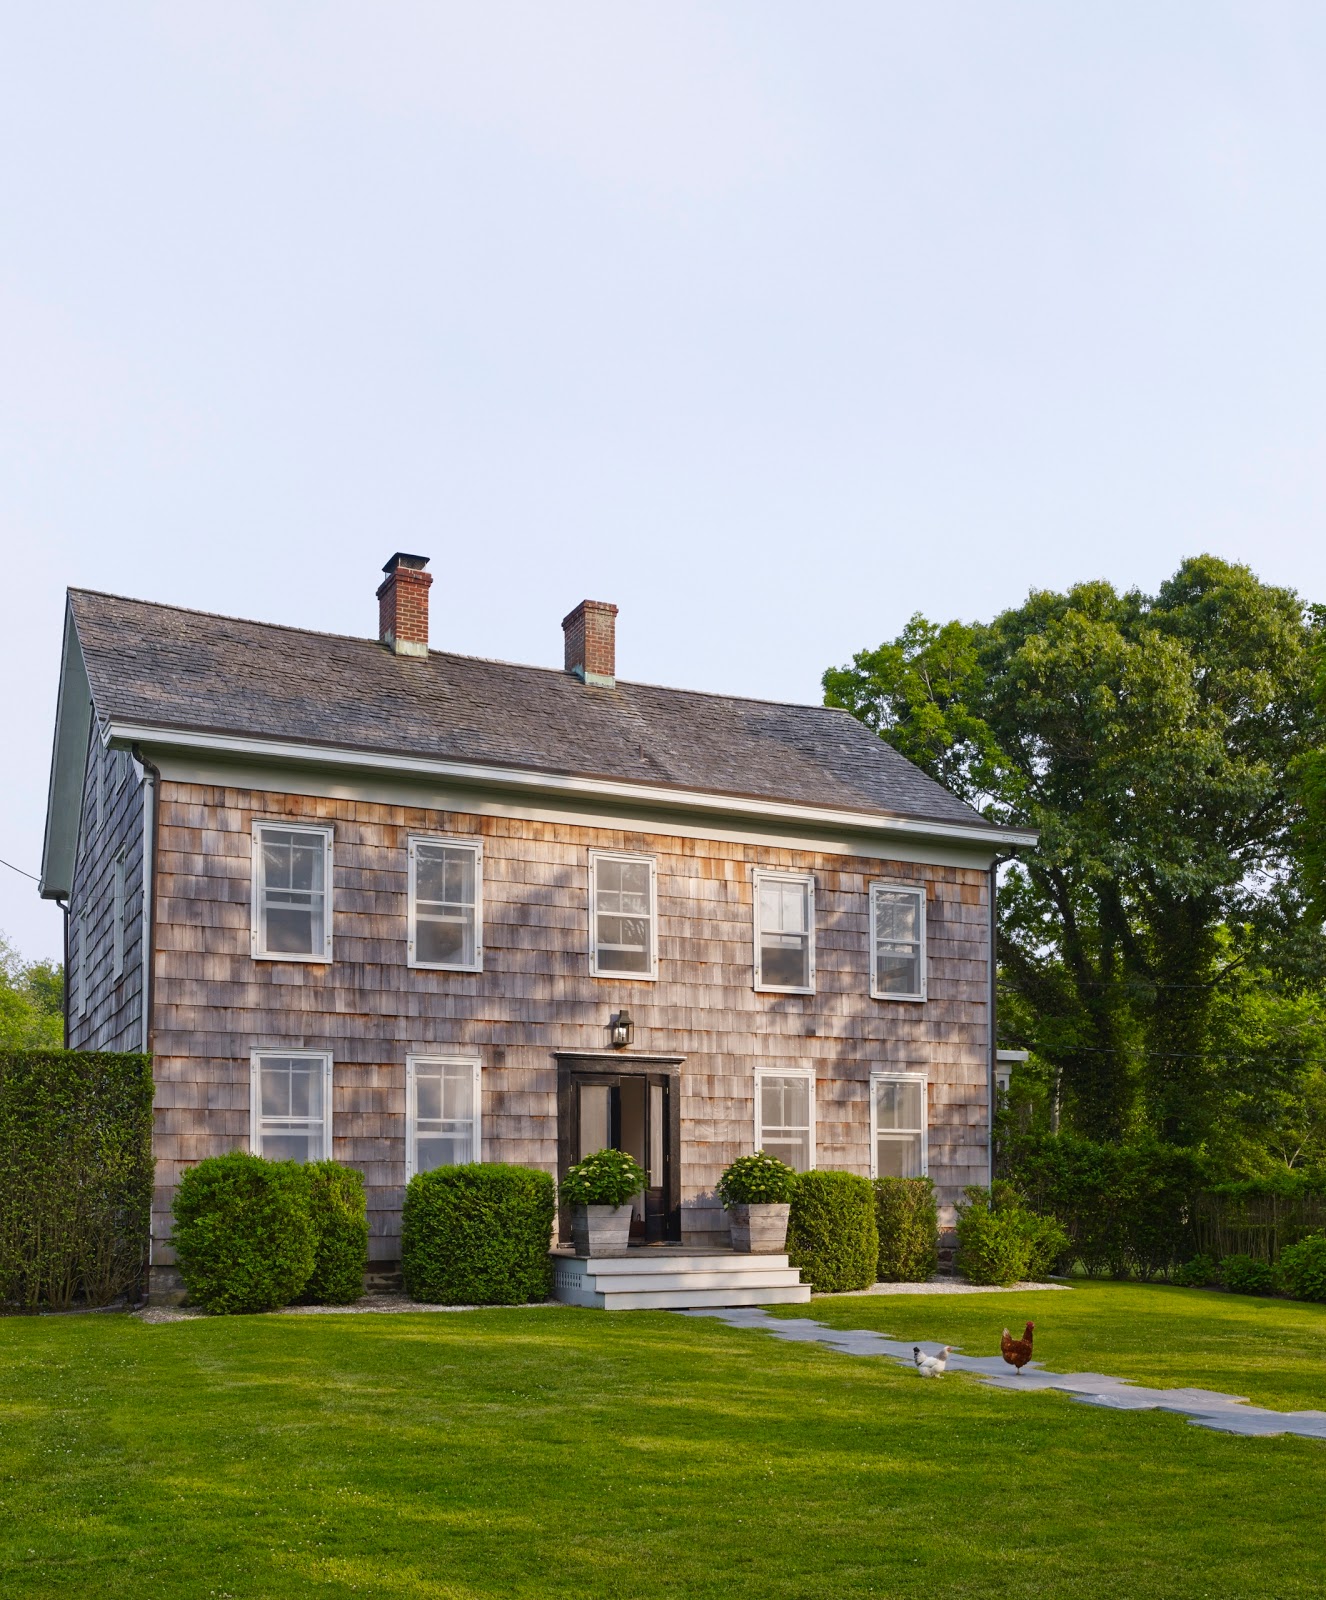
[402,1163,556,1305]
[0,1050,153,1311]
[786,1171,878,1293]
[873,1176,938,1282]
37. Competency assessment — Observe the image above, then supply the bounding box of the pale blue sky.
[3,3,1324,960]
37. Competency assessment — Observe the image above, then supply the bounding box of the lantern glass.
[610,1010,633,1048]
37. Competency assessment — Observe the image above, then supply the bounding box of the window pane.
[262,1132,318,1163]
[579,1083,611,1154]
[417,914,475,966]
[877,1132,923,1179]
[257,1056,325,1162]
[876,947,920,995]
[417,1133,473,1173]
[413,1062,478,1173]
[875,1079,923,1130]
[762,1132,811,1171]
[875,890,918,941]
[761,935,809,989]
[758,1075,812,1172]
[594,859,652,973]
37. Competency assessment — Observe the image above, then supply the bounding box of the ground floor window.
[251,1052,332,1162]
[406,1056,482,1178]
[754,1068,815,1171]
[871,1072,927,1178]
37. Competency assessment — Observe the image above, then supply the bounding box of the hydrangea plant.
[716,1151,798,1209]
[560,1148,647,1208]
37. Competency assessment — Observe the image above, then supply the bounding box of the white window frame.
[250,821,334,963]
[869,1071,929,1179]
[869,881,928,1002]
[753,1066,816,1171]
[405,1054,483,1180]
[407,836,484,972]
[112,851,126,980]
[588,850,658,982]
[249,1050,334,1161]
[752,870,816,995]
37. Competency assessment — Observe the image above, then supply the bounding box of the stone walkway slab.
[681,1306,1326,1442]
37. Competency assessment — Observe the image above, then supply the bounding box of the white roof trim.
[105,720,1039,850]
[40,603,94,899]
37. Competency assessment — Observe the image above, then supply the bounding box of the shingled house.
[40,555,1035,1300]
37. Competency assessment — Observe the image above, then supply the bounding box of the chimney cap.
[382,552,430,575]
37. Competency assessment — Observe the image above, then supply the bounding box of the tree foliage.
[0,934,63,1050]
[826,556,1326,1147]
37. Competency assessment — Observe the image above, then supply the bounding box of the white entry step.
[551,1250,811,1310]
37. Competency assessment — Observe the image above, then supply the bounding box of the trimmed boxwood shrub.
[402,1163,555,1305]
[955,1184,1068,1287]
[873,1176,938,1282]
[171,1152,316,1314]
[1280,1233,1326,1303]
[1219,1254,1280,1296]
[717,1152,798,1208]
[0,1049,153,1310]
[299,1161,368,1305]
[786,1171,878,1293]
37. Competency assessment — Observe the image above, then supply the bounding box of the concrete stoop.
[551,1249,811,1310]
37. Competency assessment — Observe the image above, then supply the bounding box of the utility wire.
[0,856,39,883]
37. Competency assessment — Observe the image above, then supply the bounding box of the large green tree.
[825,556,1324,1145]
[0,934,64,1049]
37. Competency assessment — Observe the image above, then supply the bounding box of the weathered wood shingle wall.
[149,781,990,1272]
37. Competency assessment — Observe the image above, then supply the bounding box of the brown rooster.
[1000,1321,1035,1374]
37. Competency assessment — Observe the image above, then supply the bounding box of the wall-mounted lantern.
[608,1009,634,1050]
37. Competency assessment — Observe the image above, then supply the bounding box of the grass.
[0,1283,1322,1599]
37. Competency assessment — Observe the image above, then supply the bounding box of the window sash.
[870,883,927,1001]
[589,853,657,979]
[252,824,333,962]
[871,1073,928,1179]
[409,838,483,971]
[753,872,815,992]
[406,1056,481,1178]
[754,1070,815,1172]
[251,1052,332,1162]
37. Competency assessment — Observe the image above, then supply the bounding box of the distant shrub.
[1170,1254,1218,1288]
[559,1149,646,1208]
[298,1161,368,1305]
[717,1152,798,1208]
[1278,1233,1326,1303]
[956,1184,1068,1287]
[873,1177,938,1283]
[171,1152,316,1314]
[402,1163,555,1305]
[786,1171,877,1293]
[1219,1254,1280,1296]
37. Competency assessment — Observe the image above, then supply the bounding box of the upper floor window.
[251,822,333,962]
[753,871,815,993]
[589,851,656,979]
[754,1068,815,1171]
[408,837,482,971]
[870,882,926,1001]
[251,1051,332,1162]
[871,1072,927,1178]
[406,1055,481,1178]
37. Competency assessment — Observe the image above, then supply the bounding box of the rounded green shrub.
[1279,1233,1326,1302]
[786,1170,878,1293]
[1219,1254,1279,1295]
[171,1151,316,1314]
[299,1161,368,1305]
[559,1148,646,1208]
[1171,1253,1218,1288]
[717,1152,798,1208]
[873,1176,939,1282]
[955,1185,1068,1287]
[402,1163,556,1305]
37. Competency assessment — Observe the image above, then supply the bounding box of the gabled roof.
[43,587,1031,895]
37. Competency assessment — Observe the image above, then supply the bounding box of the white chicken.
[913,1344,952,1378]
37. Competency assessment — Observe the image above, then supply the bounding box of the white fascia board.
[40,604,94,900]
[107,721,1040,853]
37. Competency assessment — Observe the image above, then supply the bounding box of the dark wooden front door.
[556,1056,681,1243]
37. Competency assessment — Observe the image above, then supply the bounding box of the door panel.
[562,1066,677,1243]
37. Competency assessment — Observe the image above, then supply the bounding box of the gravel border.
[133,1296,560,1323]
[825,1279,1071,1297]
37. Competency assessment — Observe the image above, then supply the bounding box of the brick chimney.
[562,600,618,687]
[377,553,432,657]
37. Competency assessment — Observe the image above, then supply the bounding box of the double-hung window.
[871,1073,927,1178]
[589,851,656,979]
[754,1068,815,1172]
[251,1051,332,1162]
[252,822,333,962]
[406,1056,481,1178]
[753,871,815,993]
[408,837,482,970]
[870,882,927,1001]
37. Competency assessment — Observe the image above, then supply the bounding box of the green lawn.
[0,1284,1323,1599]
